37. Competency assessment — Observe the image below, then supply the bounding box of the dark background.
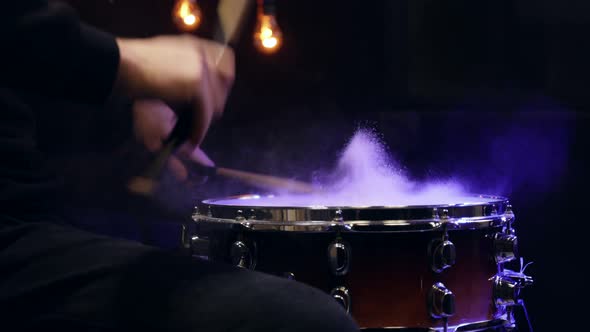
[44,1,590,331]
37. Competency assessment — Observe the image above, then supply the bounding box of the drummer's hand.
[116,35,235,149]
[132,100,214,182]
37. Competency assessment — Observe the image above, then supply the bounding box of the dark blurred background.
[40,1,590,331]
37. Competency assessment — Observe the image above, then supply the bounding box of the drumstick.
[130,160,318,195]
[213,166,317,194]
[128,0,253,196]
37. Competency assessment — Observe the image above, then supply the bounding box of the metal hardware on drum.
[429,227,456,273]
[428,282,456,319]
[282,272,295,280]
[492,270,533,307]
[190,235,210,258]
[334,209,344,222]
[504,205,514,221]
[191,206,200,222]
[491,204,498,216]
[429,238,456,273]
[248,209,257,220]
[235,209,245,222]
[230,240,257,269]
[330,287,351,314]
[432,207,440,219]
[197,194,510,232]
[491,271,534,329]
[487,204,534,331]
[454,318,510,331]
[361,328,436,332]
[493,233,518,264]
[327,238,351,276]
[503,205,516,235]
[359,318,511,331]
[331,209,353,232]
[180,224,191,250]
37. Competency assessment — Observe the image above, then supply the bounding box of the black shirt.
[0,1,120,219]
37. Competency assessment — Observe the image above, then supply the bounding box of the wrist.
[115,38,144,99]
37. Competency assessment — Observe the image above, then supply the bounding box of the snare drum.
[189,194,532,331]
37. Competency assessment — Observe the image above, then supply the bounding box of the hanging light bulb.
[254,0,282,54]
[173,0,202,32]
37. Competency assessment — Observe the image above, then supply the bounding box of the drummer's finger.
[177,144,215,167]
[166,154,211,186]
[133,99,176,152]
[189,146,215,167]
[167,155,189,182]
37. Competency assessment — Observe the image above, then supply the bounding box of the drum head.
[205,193,503,208]
[196,194,510,232]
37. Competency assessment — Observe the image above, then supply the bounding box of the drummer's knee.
[227,270,360,332]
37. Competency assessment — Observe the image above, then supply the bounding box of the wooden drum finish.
[202,228,499,329]
[346,229,498,328]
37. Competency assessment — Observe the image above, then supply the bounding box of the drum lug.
[181,223,210,259]
[330,287,351,314]
[333,209,344,222]
[194,205,213,219]
[430,240,456,273]
[429,228,456,273]
[330,209,352,231]
[428,282,456,319]
[191,235,211,258]
[493,233,518,264]
[248,209,257,220]
[230,240,257,269]
[491,204,498,215]
[438,208,461,229]
[327,239,351,276]
[432,207,440,219]
[503,204,516,234]
[191,206,200,222]
[235,209,245,222]
[235,209,255,229]
[181,224,192,250]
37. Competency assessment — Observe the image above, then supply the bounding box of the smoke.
[157,99,573,209]
[213,128,492,207]
[209,102,573,208]
[485,114,571,195]
[448,108,573,198]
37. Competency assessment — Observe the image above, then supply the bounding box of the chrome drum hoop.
[359,318,510,331]
[194,194,510,232]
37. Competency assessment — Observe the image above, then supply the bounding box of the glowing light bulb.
[183,14,197,26]
[173,0,202,31]
[254,14,282,54]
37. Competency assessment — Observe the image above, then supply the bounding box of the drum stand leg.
[443,317,448,332]
[511,299,533,332]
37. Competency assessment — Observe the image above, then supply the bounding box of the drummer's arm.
[2,1,234,150]
[0,1,119,105]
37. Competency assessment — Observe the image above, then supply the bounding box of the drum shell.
[199,224,500,329]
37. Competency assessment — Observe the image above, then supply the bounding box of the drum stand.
[510,299,533,332]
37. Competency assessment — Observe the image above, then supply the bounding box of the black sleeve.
[0,1,120,105]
